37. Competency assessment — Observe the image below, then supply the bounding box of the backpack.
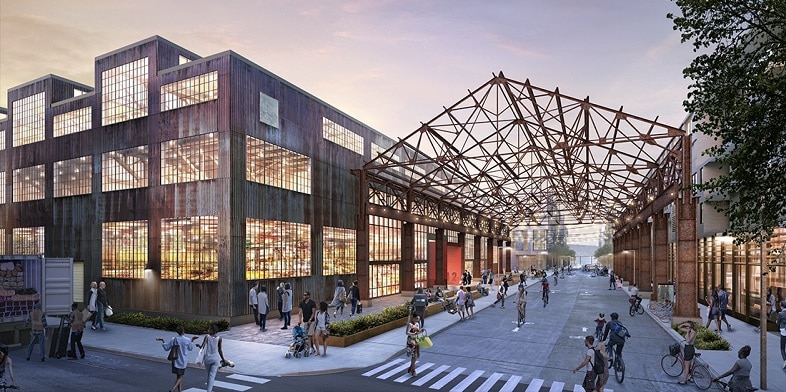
[612,321,629,339]
[591,348,605,374]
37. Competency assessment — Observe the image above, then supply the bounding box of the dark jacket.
[97,288,108,307]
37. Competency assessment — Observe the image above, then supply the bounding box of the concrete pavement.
[70,274,785,391]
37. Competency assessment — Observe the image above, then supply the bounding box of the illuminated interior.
[12,164,45,202]
[246,136,311,194]
[11,92,45,147]
[160,71,218,112]
[323,117,363,155]
[161,216,219,281]
[370,263,399,297]
[102,221,148,279]
[12,227,44,255]
[102,146,149,192]
[54,156,92,198]
[54,107,92,137]
[245,218,311,280]
[101,58,148,126]
[161,133,218,184]
[322,226,356,276]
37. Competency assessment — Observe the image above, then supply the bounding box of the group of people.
[157,324,232,392]
[704,284,733,333]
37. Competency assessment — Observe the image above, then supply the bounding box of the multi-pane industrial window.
[533,229,547,251]
[414,224,431,261]
[54,156,92,198]
[369,215,401,262]
[323,117,363,155]
[246,136,311,194]
[414,262,428,289]
[323,227,356,276]
[12,92,45,146]
[102,146,149,191]
[101,57,148,126]
[161,133,218,184]
[0,172,4,204]
[12,227,44,255]
[245,218,311,279]
[369,264,400,298]
[480,240,488,268]
[0,131,5,150]
[370,142,401,172]
[13,165,45,202]
[54,107,92,137]
[0,229,5,253]
[102,221,147,279]
[465,234,475,272]
[161,216,218,281]
[160,71,218,112]
[446,230,459,243]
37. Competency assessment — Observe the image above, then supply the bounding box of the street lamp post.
[623,249,636,285]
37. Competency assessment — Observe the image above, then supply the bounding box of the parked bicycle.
[661,344,712,389]
[629,297,644,316]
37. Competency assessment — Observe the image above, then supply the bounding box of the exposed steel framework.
[362,72,687,231]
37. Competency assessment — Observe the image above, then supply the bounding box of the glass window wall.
[160,71,218,112]
[323,117,363,155]
[11,92,45,147]
[54,156,92,198]
[102,146,149,191]
[102,221,147,279]
[246,136,311,194]
[370,263,399,298]
[13,164,45,202]
[322,226,356,276]
[369,215,400,262]
[161,133,218,184]
[12,227,44,255]
[0,172,4,204]
[245,218,311,279]
[0,131,6,150]
[101,58,148,126]
[414,262,427,289]
[414,224,431,262]
[465,234,475,272]
[161,216,218,281]
[54,107,92,137]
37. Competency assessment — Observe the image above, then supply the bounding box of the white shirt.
[630,287,639,297]
[249,287,258,306]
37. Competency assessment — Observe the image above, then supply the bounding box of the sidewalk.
[80,278,540,377]
[629,284,786,392]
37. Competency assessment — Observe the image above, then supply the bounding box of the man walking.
[249,281,259,327]
[412,288,429,327]
[717,284,732,331]
[609,271,616,290]
[25,302,47,362]
[67,302,86,359]
[298,291,317,354]
[276,282,285,321]
[95,282,108,331]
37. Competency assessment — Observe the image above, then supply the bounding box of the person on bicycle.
[629,283,641,307]
[677,320,697,385]
[594,313,606,339]
[516,284,528,325]
[712,345,752,392]
[541,277,550,302]
[602,312,629,365]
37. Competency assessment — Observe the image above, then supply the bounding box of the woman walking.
[280,283,293,330]
[464,286,475,319]
[257,286,269,331]
[157,325,198,392]
[406,314,421,376]
[315,301,330,356]
[455,286,467,321]
[705,288,721,332]
[329,280,346,317]
[197,324,228,392]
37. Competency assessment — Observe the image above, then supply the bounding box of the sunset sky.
[0,0,696,140]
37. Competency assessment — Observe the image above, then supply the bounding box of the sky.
[0,0,697,245]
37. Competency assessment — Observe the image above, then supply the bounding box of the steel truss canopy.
[362,72,686,229]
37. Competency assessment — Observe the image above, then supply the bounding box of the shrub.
[106,312,229,335]
[673,323,730,350]
[329,303,410,337]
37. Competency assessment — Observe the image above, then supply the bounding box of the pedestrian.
[492,279,507,308]
[608,272,615,290]
[412,287,429,326]
[705,287,721,332]
[87,281,98,329]
[776,301,786,369]
[280,283,292,330]
[349,280,361,317]
[196,324,228,392]
[482,268,488,284]
[406,314,421,376]
[24,302,47,362]
[329,279,346,317]
[298,290,317,354]
[315,301,330,356]
[249,281,259,327]
[717,284,732,331]
[464,286,475,319]
[755,287,776,332]
[0,345,19,389]
[595,340,609,392]
[516,285,528,325]
[488,271,493,286]
[572,335,597,392]
[461,270,468,286]
[95,281,109,331]
[156,325,198,392]
[276,282,285,321]
[677,321,697,385]
[67,302,86,359]
[455,286,466,321]
[256,285,269,331]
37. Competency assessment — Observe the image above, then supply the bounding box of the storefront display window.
[161,216,218,281]
[370,263,399,297]
[414,262,427,288]
[246,218,311,280]
[369,215,400,262]
[322,226,356,276]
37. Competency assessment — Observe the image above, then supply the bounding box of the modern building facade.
[0,36,507,322]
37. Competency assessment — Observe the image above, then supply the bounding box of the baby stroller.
[285,325,310,358]
[442,297,458,314]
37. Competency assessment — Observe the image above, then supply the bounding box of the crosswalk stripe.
[549,381,565,391]
[394,363,434,383]
[524,378,544,392]
[378,362,414,380]
[430,367,467,390]
[362,358,405,377]
[226,374,270,385]
[212,380,252,391]
[475,372,504,392]
[499,375,522,392]
[411,364,450,387]
[450,369,485,392]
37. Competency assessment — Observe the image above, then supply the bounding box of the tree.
[594,242,613,258]
[668,0,786,244]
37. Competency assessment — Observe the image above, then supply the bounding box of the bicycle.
[607,343,626,383]
[649,300,674,323]
[0,382,19,391]
[629,297,644,316]
[542,288,549,307]
[661,349,712,389]
[713,378,758,392]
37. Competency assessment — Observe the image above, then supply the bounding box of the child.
[594,313,606,338]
